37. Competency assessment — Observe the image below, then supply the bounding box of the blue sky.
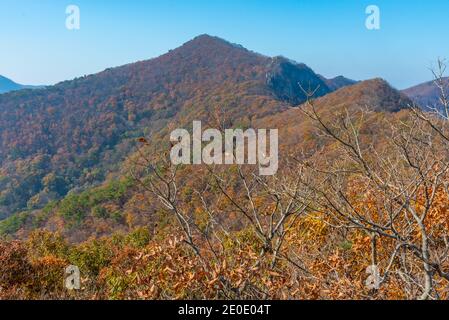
[0,0,448,89]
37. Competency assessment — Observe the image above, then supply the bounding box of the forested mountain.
[0,35,346,220]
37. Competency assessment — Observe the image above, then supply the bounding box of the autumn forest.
[0,35,449,301]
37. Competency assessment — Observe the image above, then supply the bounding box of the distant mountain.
[0,75,43,94]
[319,75,358,91]
[402,77,449,111]
[0,75,23,94]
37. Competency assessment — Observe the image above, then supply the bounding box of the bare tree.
[298,63,449,299]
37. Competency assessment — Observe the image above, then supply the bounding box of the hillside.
[256,78,413,154]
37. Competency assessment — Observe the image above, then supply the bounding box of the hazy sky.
[1,0,448,89]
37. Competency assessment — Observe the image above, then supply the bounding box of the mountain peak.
[189,33,246,50]
[181,34,249,52]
